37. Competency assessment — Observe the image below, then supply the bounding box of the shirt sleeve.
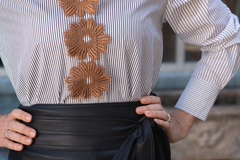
[162,0,240,121]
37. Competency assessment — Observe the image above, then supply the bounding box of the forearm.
[164,0,240,121]
[167,108,195,143]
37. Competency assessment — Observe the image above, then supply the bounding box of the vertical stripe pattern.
[0,0,240,120]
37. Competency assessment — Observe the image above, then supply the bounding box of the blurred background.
[0,0,240,160]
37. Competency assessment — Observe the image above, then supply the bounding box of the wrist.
[168,108,195,143]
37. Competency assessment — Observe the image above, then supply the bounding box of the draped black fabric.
[8,102,171,160]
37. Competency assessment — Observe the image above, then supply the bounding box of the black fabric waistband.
[19,102,143,151]
[16,102,171,160]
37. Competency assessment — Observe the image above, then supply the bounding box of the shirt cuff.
[175,77,220,121]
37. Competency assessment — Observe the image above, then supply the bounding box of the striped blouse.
[0,0,240,121]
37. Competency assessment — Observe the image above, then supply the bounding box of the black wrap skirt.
[8,102,171,160]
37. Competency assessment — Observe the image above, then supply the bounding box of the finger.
[140,96,161,105]
[145,110,168,120]
[8,120,36,138]
[136,104,163,114]
[154,118,170,130]
[2,138,23,151]
[5,130,32,145]
[10,109,32,123]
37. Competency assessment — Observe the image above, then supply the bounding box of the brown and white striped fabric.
[0,0,240,121]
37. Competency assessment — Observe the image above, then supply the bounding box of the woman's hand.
[0,109,36,151]
[136,96,195,143]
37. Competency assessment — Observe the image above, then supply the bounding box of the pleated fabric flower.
[64,18,110,60]
[65,61,111,99]
[57,0,99,17]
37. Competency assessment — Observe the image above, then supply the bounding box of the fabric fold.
[113,116,171,160]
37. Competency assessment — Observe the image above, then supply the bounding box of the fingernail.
[26,116,31,121]
[141,98,147,103]
[18,145,23,150]
[137,108,142,113]
[30,131,36,137]
[26,138,31,144]
[154,118,159,122]
[147,111,151,115]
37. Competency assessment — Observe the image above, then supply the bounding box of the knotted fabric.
[113,116,171,160]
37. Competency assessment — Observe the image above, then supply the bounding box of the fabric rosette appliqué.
[58,0,99,18]
[64,18,110,60]
[57,0,111,100]
[65,61,111,99]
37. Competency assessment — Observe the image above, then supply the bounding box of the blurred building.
[0,1,240,160]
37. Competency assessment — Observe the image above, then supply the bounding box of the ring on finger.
[4,129,9,139]
[166,114,171,123]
